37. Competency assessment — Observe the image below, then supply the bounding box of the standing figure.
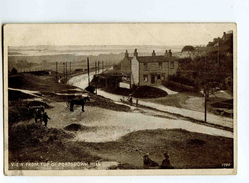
[43,112,51,127]
[127,94,133,106]
[136,99,139,107]
[160,152,174,169]
[32,106,44,123]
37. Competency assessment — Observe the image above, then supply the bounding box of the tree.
[181,45,195,52]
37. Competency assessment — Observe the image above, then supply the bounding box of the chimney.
[125,50,129,58]
[223,32,226,35]
[152,50,156,57]
[134,48,138,57]
[169,49,172,57]
[164,50,168,57]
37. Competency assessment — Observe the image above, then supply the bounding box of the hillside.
[8,72,76,92]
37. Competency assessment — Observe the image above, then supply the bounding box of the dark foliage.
[181,45,195,52]
[168,75,196,87]
[132,86,168,98]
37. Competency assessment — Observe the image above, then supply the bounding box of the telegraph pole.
[95,61,97,75]
[63,62,65,84]
[95,61,98,95]
[56,62,58,81]
[87,57,90,86]
[204,55,207,123]
[70,62,71,76]
[98,61,100,74]
[66,62,67,84]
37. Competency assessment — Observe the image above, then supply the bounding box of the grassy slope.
[8,72,77,92]
[72,129,233,169]
[9,123,101,165]
[9,124,233,169]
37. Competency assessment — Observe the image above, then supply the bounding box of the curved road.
[68,72,233,129]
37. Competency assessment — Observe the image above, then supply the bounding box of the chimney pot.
[165,50,168,57]
[134,49,138,57]
[169,49,172,57]
[152,50,156,56]
[125,50,129,58]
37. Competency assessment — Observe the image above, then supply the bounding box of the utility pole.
[98,61,100,74]
[87,57,90,86]
[63,62,65,84]
[66,62,67,84]
[70,62,72,76]
[95,61,98,95]
[94,61,97,74]
[56,62,58,81]
[204,55,207,123]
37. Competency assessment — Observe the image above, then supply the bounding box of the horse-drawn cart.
[28,105,45,123]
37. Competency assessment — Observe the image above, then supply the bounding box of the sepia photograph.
[3,23,236,176]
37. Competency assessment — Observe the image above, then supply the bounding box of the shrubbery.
[181,45,195,52]
[168,75,196,87]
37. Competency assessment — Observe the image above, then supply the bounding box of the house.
[222,31,233,41]
[120,49,178,87]
[120,50,133,74]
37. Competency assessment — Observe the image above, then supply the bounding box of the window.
[157,74,161,80]
[143,74,148,82]
[162,73,165,80]
[170,62,174,69]
[144,63,148,70]
[158,62,162,70]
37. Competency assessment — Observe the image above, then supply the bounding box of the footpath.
[96,90,233,129]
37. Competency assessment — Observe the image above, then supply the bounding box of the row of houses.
[119,49,178,88]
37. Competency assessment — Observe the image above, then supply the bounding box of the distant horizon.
[8,45,207,58]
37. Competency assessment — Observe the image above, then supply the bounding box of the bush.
[85,85,95,93]
[181,45,195,52]
[168,75,196,87]
[132,86,168,98]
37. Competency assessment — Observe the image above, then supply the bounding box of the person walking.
[43,112,51,127]
[127,94,133,106]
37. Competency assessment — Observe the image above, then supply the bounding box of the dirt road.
[69,73,233,129]
[30,101,231,143]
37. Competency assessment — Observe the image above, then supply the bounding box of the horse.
[68,96,90,112]
[28,106,45,123]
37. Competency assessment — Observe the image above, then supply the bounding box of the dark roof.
[122,56,133,61]
[136,56,175,63]
[128,57,133,61]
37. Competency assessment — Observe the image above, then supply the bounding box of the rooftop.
[136,55,176,63]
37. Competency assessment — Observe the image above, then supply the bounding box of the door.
[151,74,155,84]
